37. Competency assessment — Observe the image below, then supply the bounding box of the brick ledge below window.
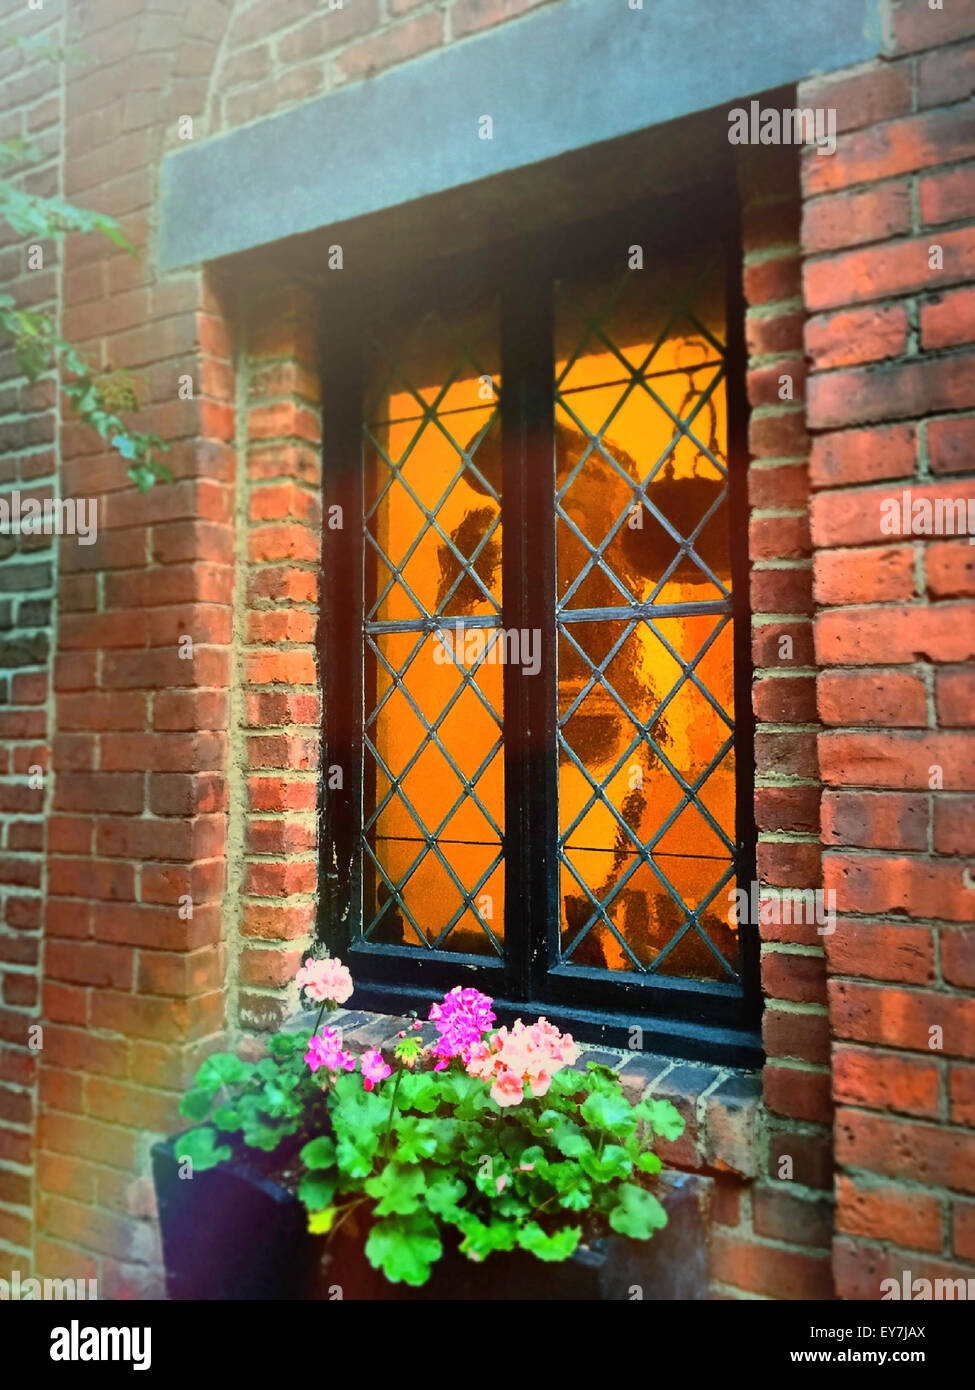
[265,1006,762,1181]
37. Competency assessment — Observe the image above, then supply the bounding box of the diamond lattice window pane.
[555,247,740,984]
[360,297,504,957]
[364,302,502,624]
[555,251,731,608]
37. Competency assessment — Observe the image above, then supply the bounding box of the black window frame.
[318,180,760,1066]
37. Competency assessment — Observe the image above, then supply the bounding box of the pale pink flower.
[296,956,354,1006]
[490,1069,525,1107]
[527,1068,551,1098]
[466,1016,579,1106]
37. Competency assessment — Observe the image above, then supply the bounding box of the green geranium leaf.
[330,1070,388,1130]
[429,1116,464,1161]
[179,1088,214,1122]
[455,1213,518,1261]
[299,1172,338,1212]
[241,1117,287,1152]
[393,1114,438,1164]
[547,1069,585,1100]
[636,1150,663,1175]
[424,1174,466,1219]
[608,1183,668,1240]
[536,1158,579,1192]
[516,1221,581,1261]
[196,1053,254,1091]
[365,1163,426,1217]
[300,1136,337,1170]
[580,1090,637,1136]
[634,1097,685,1143]
[335,1136,376,1180]
[212,1105,242,1132]
[365,1213,442,1286]
[474,1157,513,1198]
[268,1032,308,1059]
[495,1191,531,1217]
[436,1070,481,1106]
[579,1143,633,1183]
[396,1070,442,1114]
[552,1121,592,1159]
[586,1062,623,1091]
[308,1208,336,1236]
[173,1127,230,1174]
[559,1182,593,1212]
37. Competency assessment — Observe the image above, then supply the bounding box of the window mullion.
[500,260,557,1003]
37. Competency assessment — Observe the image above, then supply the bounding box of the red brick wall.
[0,0,972,1300]
[801,0,975,1297]
[0,0,64,1270]
[233,284,322,1035]
[707,144,835,1299]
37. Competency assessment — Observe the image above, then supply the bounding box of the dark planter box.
[152,1138,709,1300]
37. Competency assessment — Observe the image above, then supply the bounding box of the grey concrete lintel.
[159,0,882,270]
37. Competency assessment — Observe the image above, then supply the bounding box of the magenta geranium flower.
[360,1048,392,1092]
[304,1028,356,1075]
[428,986,496,1070]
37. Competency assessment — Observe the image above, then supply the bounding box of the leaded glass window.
[322,200,759,1060]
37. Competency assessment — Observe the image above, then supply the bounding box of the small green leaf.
[308,1208,336,1235]
[110,432,137,460]
[579,1143,632,1183]
[455,1213,518,1261]
[396,1070,441,1114]
[559,1182,593,1212]
[634,1097,685,1143]
[365,1213,442,1286]
[580,1090,637,1136]
[364,1163,426,1217]
[179,1088,214,1122]
[300,1135,337,1170]
[515,1221,581,1261]
[212,1105,242,1132]
[173,1127,230,1173]
[393,1114,438,1163]
[608,1183,668,1240]
[552,1121,592,1159]
[424,1174,466,1219]
[299,1172,337,1211]
[636,1150,662,1174]
[335,1136,376,1180]
[196,1053,254,1091]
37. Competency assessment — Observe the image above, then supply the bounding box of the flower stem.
[328,1196,367,1243]
[312,998,336,1035]
[381,1067,404,1159]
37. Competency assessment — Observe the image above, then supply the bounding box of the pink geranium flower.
[305,1028,356,1075]
[467,1017,579,1107]
[490,1069,526,1107]
[295,956,354,1006]
[360,1048,391,1092]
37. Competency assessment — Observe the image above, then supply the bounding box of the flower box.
[151,1136,709,1300]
